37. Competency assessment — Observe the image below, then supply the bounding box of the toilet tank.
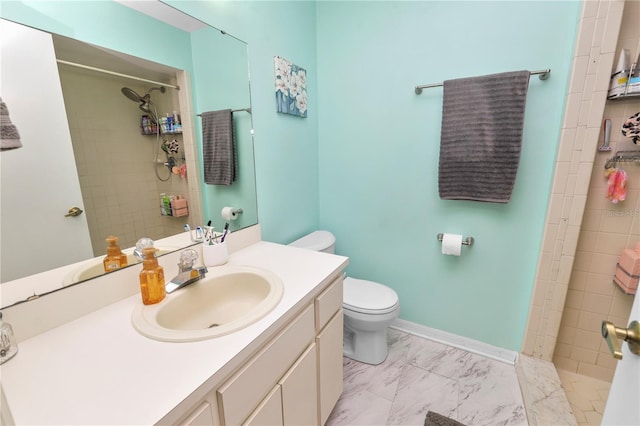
[289,231,336,254]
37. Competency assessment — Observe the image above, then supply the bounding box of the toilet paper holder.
[437,233,474,246]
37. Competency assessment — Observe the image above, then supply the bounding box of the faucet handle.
[134,237,155,261]
[178,249,199,271]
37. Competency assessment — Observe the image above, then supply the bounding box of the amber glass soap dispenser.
[103,236,128,273]
[139,248,166,305]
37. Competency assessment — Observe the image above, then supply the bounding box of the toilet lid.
[343,277,399,314]
[289,230,335,252]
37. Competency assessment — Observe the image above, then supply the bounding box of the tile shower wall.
[59,67,189,255]
[522,1,625,360]
[523,0,639,383]
[553,5,640,381]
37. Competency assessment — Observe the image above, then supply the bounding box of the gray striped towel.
[202,109,236,185]
[438,70,530,203]
[1,97,22,151]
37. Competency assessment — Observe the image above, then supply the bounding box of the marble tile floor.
[515,354,577,426]
[326,328,529,426]
[556,370,611,426]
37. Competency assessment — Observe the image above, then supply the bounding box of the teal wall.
[316,1,580,350]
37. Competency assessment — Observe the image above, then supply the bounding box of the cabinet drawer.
[217,305,315,426]
[315,276,343,331]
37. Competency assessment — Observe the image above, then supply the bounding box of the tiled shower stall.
[523,0,639,422]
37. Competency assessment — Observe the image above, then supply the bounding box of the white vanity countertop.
[1,241,348,425]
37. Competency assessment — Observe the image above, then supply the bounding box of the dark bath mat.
[424,411,466,426]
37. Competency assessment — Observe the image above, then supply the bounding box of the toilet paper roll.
[441,233,463,256]
[221,206,239,221]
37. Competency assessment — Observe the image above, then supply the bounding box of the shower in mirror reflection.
[120,85,175,181]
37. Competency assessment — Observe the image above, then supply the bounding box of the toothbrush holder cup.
[203,242,229,267]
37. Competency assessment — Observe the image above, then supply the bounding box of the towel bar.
[197,108,251,116]
[437,233,474,246]
[415,69,551,94]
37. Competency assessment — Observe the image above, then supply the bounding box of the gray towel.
[438,70,530,203]
[0,97,22,151]
[202,109,236,185]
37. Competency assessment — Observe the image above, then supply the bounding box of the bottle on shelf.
[627,52,640,95]
[172,111,182,133]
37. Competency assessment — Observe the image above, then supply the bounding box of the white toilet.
[289,231,400,365]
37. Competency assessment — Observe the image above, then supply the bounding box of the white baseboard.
[390,318,518,365]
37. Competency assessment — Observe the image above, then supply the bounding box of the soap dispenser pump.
[139,248,166,305]
[103,236,128,273]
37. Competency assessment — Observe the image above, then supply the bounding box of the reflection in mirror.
[0,1,257,301]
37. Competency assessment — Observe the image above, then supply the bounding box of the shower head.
[121,87,144,103]
[121,86,166,124]
[121,86,166,104]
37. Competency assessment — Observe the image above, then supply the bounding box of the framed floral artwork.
[274,56,307,118]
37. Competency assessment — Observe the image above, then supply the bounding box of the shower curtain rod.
[414,68,551,94]
[56,59,180,90]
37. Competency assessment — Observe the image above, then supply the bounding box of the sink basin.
[62,247,179,285]
[131,265,284,342]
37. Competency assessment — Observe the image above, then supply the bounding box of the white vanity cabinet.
[176,274,344,426]
[1,239,350,426]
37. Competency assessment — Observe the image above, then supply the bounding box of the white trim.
[391,318,518,365]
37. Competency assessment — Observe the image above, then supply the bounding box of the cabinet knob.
[601,320,640,359]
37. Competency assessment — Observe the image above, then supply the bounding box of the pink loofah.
[606,169,627,203]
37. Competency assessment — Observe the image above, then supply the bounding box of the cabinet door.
[317,310,344,425]
[218,305,314,425]
[243,386,283,426]
[279,343,318,426]
[0,19,94,281]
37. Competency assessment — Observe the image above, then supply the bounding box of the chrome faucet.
[166,249,207,293]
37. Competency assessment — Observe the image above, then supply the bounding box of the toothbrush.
[599,119,613,151]
[220,223,230,243]
[204,226,215,245]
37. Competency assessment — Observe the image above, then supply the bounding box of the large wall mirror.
[0,1,258,302]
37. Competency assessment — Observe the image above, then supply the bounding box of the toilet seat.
[343,277,399,315]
